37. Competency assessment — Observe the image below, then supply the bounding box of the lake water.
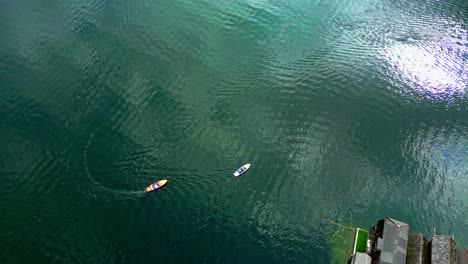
[1,0,467,263]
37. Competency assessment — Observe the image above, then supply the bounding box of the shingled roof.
[456,248,468,264]
[431,235,457,264]
[371,217,409,264]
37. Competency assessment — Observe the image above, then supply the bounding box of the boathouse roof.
[375,217,409,264]
[431,235,457,264]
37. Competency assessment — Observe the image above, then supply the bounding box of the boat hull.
[233,164,251,177]
[145,179,168,192]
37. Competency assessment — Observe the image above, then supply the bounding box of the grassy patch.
[355,229,368,253]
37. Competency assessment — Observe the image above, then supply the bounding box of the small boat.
[145,179,168,192]
[233,164,251,177]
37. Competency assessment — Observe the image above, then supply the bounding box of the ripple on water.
[40,206,131,263]
[400,122,468,231]
[2,0,468,261]
[0,95,72,198]
[315,0,468,104]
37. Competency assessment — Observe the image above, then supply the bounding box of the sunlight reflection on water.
[386,25,467,99]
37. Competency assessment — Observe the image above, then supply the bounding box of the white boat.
[233,164,251,177]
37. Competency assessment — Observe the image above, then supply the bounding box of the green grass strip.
[355,229,368,253]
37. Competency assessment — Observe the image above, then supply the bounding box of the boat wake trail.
[82,128,146,201]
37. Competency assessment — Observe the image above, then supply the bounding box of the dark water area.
[1,0,467,263]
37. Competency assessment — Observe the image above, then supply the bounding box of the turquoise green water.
[1,0,467,263]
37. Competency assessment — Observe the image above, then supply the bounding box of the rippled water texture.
[1,0,467,263]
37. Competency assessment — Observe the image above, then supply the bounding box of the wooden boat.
[145,179,168,192]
